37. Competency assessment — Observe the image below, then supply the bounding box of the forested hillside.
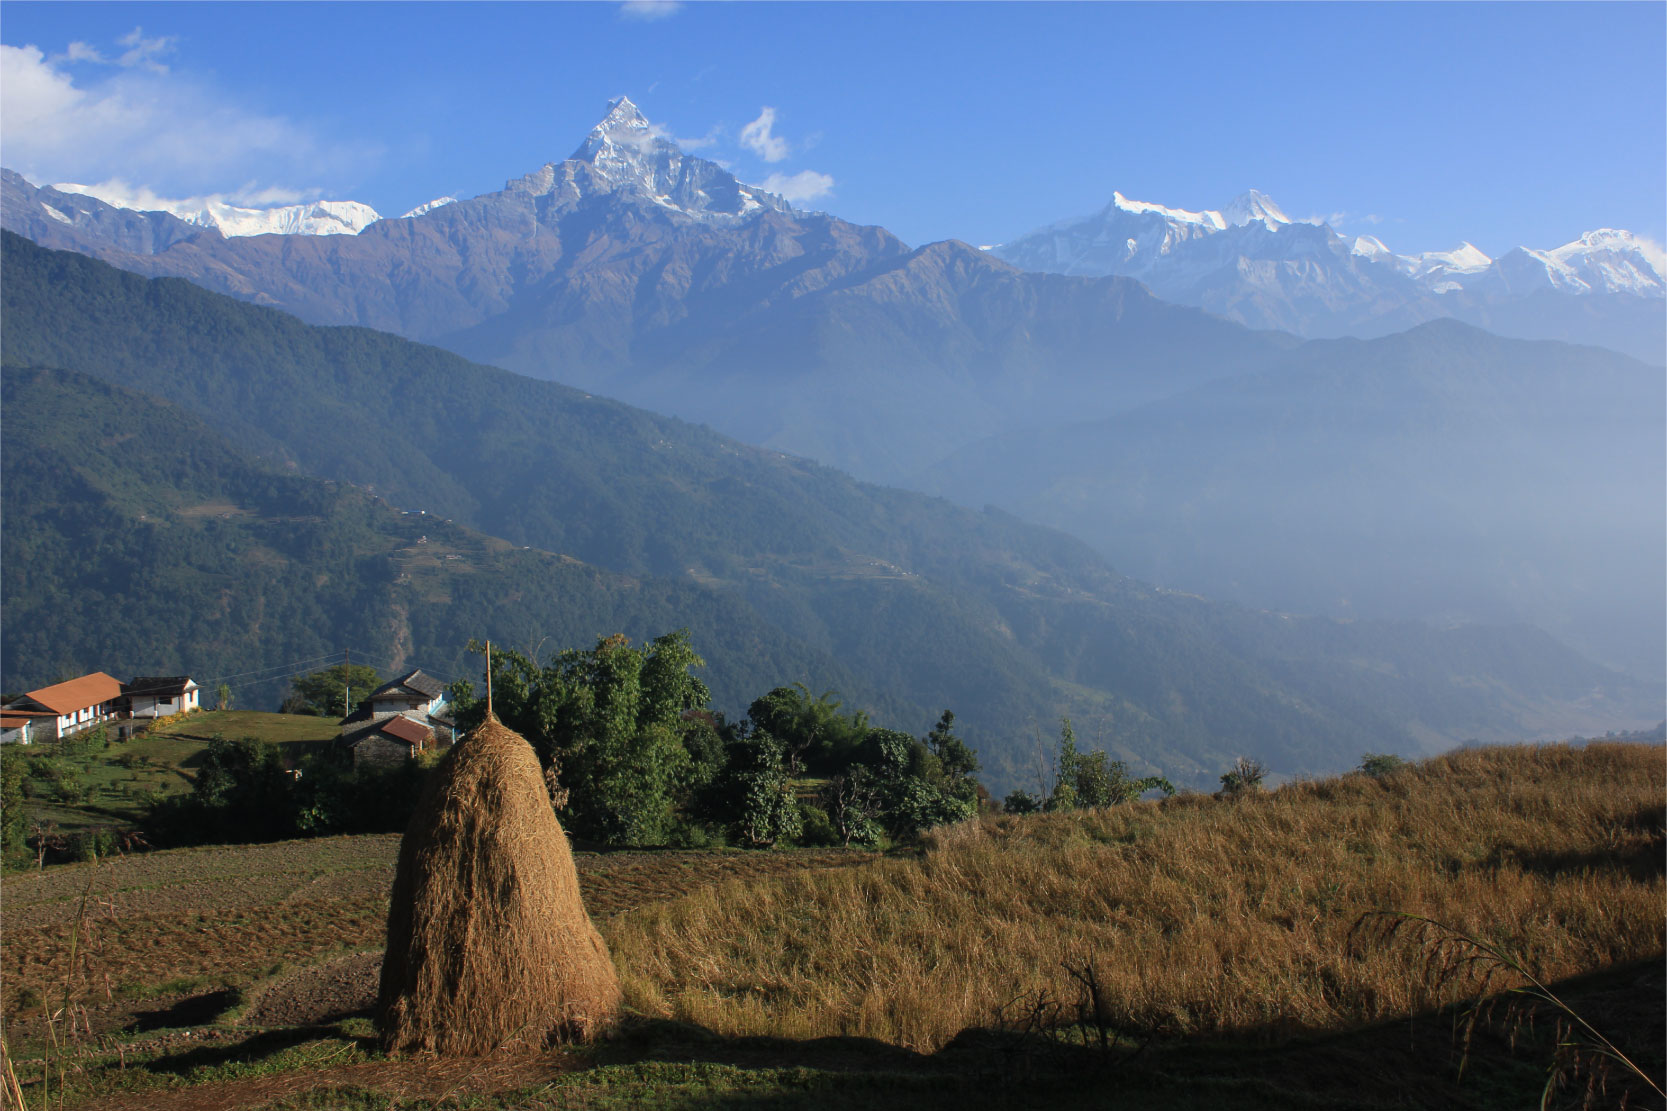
[0,365,878,721]
[4,233,1658,789]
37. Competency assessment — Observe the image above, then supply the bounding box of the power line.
[197,651,347,688]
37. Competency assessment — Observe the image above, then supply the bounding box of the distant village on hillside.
[1,668,454,766]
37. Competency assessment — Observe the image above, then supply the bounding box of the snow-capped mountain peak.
[568,95,670,186]
[1220,189,1290,230]
[507,96,793,223]
[1108,191,1226,230]
[400,196,457,219]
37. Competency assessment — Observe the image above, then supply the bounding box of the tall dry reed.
[604,742,1664,1051]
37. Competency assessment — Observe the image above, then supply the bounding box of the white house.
[2,672,125,742]
[124,676,201,718]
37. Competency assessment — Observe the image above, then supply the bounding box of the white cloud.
[115,27,177,73]
[619,1,682,20]
[51,178,311,215]
[0,35,372,201]
[739,106,789,163]
[674,126,720,151]
[1307,210,1383,229]
[761,170,834,205]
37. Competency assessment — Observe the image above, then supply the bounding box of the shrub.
[1218,756,1267,796]
[1359,752,1407,778]
[1002,790,1041,814]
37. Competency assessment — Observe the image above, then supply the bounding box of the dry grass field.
[0,741,1660,1110]
[611,743,1664,1050]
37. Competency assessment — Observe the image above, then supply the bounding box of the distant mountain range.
[0,98,1299,483]
[2,96,1659,719]
[7,231,1658,792]
[993,189,1665,364]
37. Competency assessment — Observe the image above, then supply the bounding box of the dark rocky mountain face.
[0,112,1298,483]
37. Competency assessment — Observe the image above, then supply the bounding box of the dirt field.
[0,836,877,1039]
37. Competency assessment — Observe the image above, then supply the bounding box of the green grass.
[7,713,338,836]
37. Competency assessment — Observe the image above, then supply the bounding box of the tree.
[713,731,802,847]
[1049,718,1174,810]
[1218,756,1267,797]
[285,663,379,717]
[820,768,883,846]
[747,684,868,771]
[1002,789,1041,814]
[452,630,713,846]
[214,682,233,712]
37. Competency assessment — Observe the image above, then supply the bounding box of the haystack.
[377,714,622,1054]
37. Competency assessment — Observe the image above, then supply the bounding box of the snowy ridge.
[50,181,382,237]
[998,187,1663,298]
[400,196,457,219]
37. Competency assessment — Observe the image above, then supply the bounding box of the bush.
[1218,756,1268,796]
[1360,752,1407,778]
[796,800,838,847]
[1002,790,1041,814]
[68,828,116,861]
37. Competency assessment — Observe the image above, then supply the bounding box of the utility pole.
[344,647,351,718]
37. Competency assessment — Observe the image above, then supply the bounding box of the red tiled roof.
[379,715,430,745]
[17,672,123,715]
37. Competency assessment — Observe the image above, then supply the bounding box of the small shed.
[338,713,435,768]
[125,676,201,719]
[1,710,50,745]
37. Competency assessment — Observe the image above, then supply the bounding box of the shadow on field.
[1485,803,1666,883]
[127,988,242,1032]
[142,1025,377,1079]
[597,960,1665,1111]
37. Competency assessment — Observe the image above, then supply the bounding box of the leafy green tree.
[1049,718,1174,810]
[285,664,380,717]
[819,768,883,846]
[453,630,713,846]
[712,731,802,847]
[860,726,976,839]
[215,683,233,711]
[748,684,869,771]
[146,735,297,843]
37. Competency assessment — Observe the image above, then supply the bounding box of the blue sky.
[2,1,1662,255]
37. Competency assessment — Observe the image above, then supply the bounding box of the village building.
[335,668,455,766]
[338,712,435,767]
[1,710,47,745]
[1,672,125,742]
[124,676,202,719]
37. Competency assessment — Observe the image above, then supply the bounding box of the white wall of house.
[131,690,199,718]
[371,693,445,717]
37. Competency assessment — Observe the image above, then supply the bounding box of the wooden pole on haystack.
[484,639,492,718]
